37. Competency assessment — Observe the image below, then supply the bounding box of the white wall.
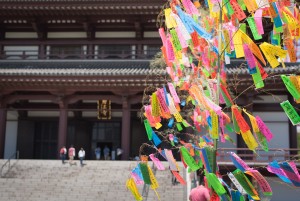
[5,32,37,38]
[48,32,86,38]
[4,121,18,159]
[95,31,135,38]
[4,46,39,59]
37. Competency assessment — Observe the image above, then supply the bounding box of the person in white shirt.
[78,148,85,167]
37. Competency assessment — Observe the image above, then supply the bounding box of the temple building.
[0,0,298,162]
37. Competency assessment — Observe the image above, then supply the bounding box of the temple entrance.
[91,121,121,160]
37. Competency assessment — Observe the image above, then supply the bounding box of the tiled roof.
[0,60,167,76]
[0,60,299,76]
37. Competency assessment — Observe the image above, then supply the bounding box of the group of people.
[95,146,123,160]
[94,145,111,160]
[60,145,85,167]
[60,145,123,166]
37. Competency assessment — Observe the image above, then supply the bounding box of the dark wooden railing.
[0,49,160,60]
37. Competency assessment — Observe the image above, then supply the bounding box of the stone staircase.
[0,160,186,201]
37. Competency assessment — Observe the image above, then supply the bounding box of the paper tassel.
[247,17,262,40]
[210,110,219,139]
[151,93,160,117]
[252,66,264,89]
[255,131,269,152]
[165,149,179,171]
[139,163,152,185]
[233,169,260,200]
[152,132,162,146]
[281,100,300,125]
[241,130,258,151]
[171,170,186,185]
[180,146,201,171]
[232,105,250,133]
[200,146,215,173]
[281,75,300,100]
[267,161,291,183]
[228,172,247,195]
[231,190,245,201]
[144,120,153,140]
[147,164,159,190]
[126,178,143,201]
[259,42,287,68]
[279,162,300,187]
[229,152,250,172]
[245,169,272,196]
[131,172,144,185]
[206,172,227,196]
[255,116,273,142]
[149,154,165,170]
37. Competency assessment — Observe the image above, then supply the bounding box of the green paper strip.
[233,169,259,200]
[280,100,300,125]
[176,123,183,131]
[205,172,227,196]
[256,131,269,152]
[170,28,182,52]
[221,89,233,107]
[232,113,241,134]
[205,146,215,172]
[281,75,300,100]
[225,0,234,16]
[182,120,190,127]
[252,66,264,89]
[240,23,247,34]
[180,146,201,171]
[139,163,152,185]
[225,124,234,132]
[202,68,210,77]
[237,0,246,10]
[144,119,153,140]
[247,17,262,40]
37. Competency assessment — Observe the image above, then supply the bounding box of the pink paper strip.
[246,169,272,194]
[159,28,167,46]
[243,44,256,69]
[166,37,175,62]
[175,27,188,48]
[149,154,165,170]
[168,83,180,104]
[165,149,178,171]
[256,116,273,142]
[254,9,264,35]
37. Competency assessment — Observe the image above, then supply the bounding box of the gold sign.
[97,100,111,120]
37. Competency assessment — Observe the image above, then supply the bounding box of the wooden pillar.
[0,107,7,159]
[57,101,68,158]
[121,96,131,160]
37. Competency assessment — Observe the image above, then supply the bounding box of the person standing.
[78,147,85,167]
[103,145,110,160]
[116,147,123,160]
[95,146,101,160]
[68,145,76,166]
[59,146,67,164]
[189,185,210,201]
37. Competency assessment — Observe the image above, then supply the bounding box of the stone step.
[0,160,186,201]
